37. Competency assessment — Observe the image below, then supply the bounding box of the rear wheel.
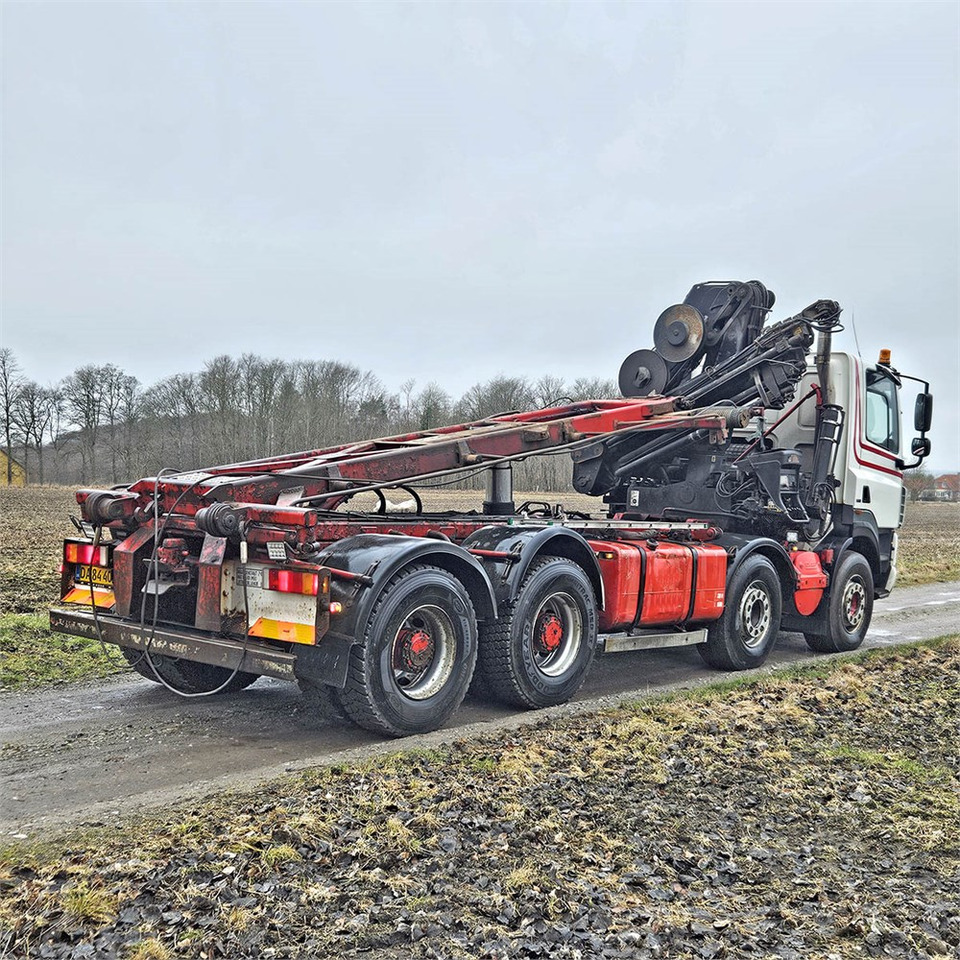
[339,564,477,737]
[121,648,259,693]
[804,552,873,653]
[297,678,350,725]
[699,555,782,670]
[477,557,597,709]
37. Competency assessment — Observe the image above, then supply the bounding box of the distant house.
[0,450,26,486]
[932,474,960,502]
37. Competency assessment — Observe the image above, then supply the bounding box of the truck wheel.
[121,648,259,693]
[804,552,873,653]
[477,557,597,709]
[699,555,782,671]
[297,678,350,725]
[121,647,163,683]
[339,564,477,737]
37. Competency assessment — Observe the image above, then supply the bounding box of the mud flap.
[294,632,354,689]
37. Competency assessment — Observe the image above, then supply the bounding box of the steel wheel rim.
[530,592,582,677]
[842,576,867,631]
[738,581,772,649]
[390,604,457,700]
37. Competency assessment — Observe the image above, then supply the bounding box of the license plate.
[75,564,113,589]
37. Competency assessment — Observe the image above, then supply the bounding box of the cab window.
[865,370,900,454]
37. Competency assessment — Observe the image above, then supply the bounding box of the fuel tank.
[588,539,728,633]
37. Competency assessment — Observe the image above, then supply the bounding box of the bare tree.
[570,376,617,400]
[20,347,619,490]
[63,364,111,480]
[142,373,203,471]
[11,381,56,483]
[532,374,569,408]
[237,354,287,456]
[458,375,534,421]
[0,349,24,483]
[903,467,934,502]
[199,355,242,464]
[413,382,451,430]
[44,385,70,481]
[101,366,140,482]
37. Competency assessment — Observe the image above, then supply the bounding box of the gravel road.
[2,580,957,836]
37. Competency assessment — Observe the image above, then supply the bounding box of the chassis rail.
[49,609,297,682]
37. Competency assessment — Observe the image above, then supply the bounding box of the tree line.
[0,347,616,491]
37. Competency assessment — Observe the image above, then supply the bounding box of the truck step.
[601,628,707,654]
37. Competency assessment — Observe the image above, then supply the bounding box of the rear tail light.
[266,568,319,596]
[64,542,111,566]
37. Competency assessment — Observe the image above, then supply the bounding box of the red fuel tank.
[589,539,728,632]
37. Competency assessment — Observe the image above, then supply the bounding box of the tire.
[339,564,478,737]
[121,647,163,683]
[804,552,874,653]
[297,678,350,725]
[699,555,782,671]
[121,647,259,694]
[466,666,494,702]
[476,557,598,709]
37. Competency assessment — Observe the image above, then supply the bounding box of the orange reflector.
[62,587,116,609]
[248,617,316,645]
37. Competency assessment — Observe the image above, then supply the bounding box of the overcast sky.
[1,1,957,471]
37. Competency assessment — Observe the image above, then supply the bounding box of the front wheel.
[476,557,598,709]
[804,552,874,653]
[339,564,478,737]
[699,555,782,671]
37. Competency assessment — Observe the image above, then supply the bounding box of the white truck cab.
[779,350,929,596]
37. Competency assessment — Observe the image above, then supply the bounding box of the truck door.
[852,361,903,531]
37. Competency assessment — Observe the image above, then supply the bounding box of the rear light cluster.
[64,543,111,566]
[266,568,319,596]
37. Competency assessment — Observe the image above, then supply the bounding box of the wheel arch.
[848,534,881,590]
[461,525,604,610]
[836,508,883,592]
[316,534,497,642]
[715,534,796,600]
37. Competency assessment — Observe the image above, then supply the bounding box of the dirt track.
[2,581,958,837]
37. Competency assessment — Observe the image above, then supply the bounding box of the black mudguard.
[461,525,605,610]
[295,534,497,689]
[713,533,798,609]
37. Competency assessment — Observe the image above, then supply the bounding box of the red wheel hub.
[409,630,431,656]
[396,628,434,670]
[537,613,563,653]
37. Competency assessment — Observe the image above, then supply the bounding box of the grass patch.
[62,882,117,924]
[126,941,172,960]
[0,612,124,689]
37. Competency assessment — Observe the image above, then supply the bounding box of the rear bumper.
[49,608,298,682]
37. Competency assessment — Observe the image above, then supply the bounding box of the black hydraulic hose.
[613,429,710,480]
[134,469,251,698]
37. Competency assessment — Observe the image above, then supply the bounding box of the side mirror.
[914,392,933,433]
[911,436,931,459]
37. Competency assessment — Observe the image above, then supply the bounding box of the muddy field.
[2,640,957,959]
[1,485,957,616]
